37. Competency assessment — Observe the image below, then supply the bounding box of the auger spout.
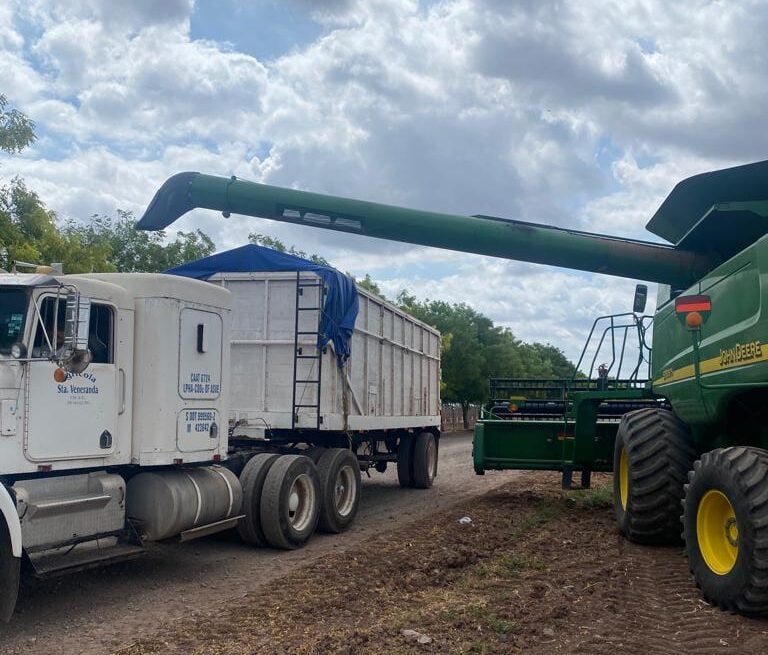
[137,172,713,286]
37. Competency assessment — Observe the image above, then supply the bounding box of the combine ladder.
[291,272,325,430]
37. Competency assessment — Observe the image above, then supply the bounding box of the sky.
[0,0,766,364]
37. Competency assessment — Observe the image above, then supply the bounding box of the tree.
[0,178,113,273]
[0,95,36,155]
[88,211,215,272]
[355,274,385,298]
[248,232,329,265]
[397,290,576,427]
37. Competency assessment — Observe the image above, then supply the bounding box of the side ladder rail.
[291,271,325,430]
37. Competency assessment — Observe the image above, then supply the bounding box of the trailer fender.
[0,485,21,557]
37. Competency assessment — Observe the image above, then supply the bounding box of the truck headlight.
[10,343,26,359]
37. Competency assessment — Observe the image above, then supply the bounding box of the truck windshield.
[0,288,28,355]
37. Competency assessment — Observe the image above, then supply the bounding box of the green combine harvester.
[139,160,768,615]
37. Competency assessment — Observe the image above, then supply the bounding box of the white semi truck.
[0,248,440,619]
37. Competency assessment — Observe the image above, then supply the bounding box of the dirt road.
[114,472,768,655]
[0,431,515,655]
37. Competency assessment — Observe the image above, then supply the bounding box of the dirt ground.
[109,471,768,655]
[0,432,516,655]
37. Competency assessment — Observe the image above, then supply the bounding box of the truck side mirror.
[61,293,92,373]
[633,284,648,314]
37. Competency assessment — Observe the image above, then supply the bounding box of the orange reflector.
[53,368,67,383]
[685,311,703,329]
[675,295,711,313]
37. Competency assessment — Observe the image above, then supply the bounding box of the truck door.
[25,295,118,461]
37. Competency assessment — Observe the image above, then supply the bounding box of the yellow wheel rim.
[619,447,629,510]
[697,490,739,575]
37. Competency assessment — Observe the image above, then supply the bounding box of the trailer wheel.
[683,447,768,614]
[412,432,438,489]
[613,408,695,545]
[397,435,414,488]
[237,453,281,546]
[260,455,320,549]
[316,449,361,533]
[303,446,326,464]
[0,518,19,622]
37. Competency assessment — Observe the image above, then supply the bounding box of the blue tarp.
[166,244,359,366]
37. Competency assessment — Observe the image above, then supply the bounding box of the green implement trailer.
[139,159,768,615]
[474,312,661,488]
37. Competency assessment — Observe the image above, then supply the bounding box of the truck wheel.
[0,519,19,622]
[237,453,281,546]
[260,455,320,549]
[683,447,768,614]
[303,446,326,463]
[412,432,438,489]
[613,408,695,545]
[397,435,414,488]
[316,448,361,533]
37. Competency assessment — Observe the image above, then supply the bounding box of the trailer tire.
[316,448,361,533]
[412,432,438,489]
[683,447,768,614]
[260,455,320,549]
[397,435,414,488]
[303,447,326,464]
[237,453,281,546]
[613,408,695,545]
[0,518,19,622]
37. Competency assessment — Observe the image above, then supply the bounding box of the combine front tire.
[683,447,768,614]
[316,448,361,533]
[613,408,695,544]
[260,455,320,549]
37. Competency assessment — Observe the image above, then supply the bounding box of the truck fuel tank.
[126,466,242,541]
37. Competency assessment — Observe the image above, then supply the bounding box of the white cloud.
[2,0,767,367]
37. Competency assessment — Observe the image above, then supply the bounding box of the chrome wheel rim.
[287,473,315,531]
[426,439,437,481]
[334,464,357,518]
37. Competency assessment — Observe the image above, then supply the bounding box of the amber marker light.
[685,311,704,329]
[53,368,67,383]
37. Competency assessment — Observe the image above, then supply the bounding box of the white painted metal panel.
[209,271,441,435]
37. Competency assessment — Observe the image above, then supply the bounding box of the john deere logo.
[719,341,763,367]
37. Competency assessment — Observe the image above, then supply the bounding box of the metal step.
[28,537,146,578]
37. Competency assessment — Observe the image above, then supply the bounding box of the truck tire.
[613,408,695,545]
[303,446,326,463]
[260,455,320,549]
[237,453,281,546]
[683,447,768,614]
[412,432,438,489]
[0,519,19,622]
[316,448,361,533]
[397,435,414,488]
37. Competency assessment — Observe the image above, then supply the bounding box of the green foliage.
[356,273,384,298]
[0,95,36,155]
[396,290,576,423]
[0,181,215,273]
[86,210,216,272]
[248,232,329,265]
[0,178,113,273]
